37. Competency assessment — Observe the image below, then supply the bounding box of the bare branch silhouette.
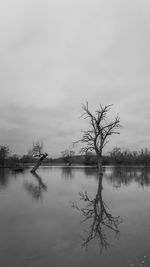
[72,173,122,251]
[75,102,121,174]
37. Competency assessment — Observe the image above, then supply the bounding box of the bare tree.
[77,102,121,174]
[72,173,122,251]
[29,141,48,173]
[61,149,75,166]
[28,141,43,157]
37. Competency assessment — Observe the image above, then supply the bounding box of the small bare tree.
[77,102,121,174]
[29,141,48,173]
[61,149,75,166]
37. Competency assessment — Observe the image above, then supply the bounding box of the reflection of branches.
[105,166,130,188]
[72,173,122,251]
[24,172,47,200]
[61,167,74,179]
[138,167,150,188]
[83,167,97,177]
[105,166,150,188]
[0,169,9,188]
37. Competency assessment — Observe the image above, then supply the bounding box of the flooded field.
[0,166,150,267]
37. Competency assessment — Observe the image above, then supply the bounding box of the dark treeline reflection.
[61,167,74,179]
[0,168,22,189]
[83,167,98,177]
[24,172,47,200]
[60,166,150,189]
[105,166,150,188]
[73,173,122,251]
[0,169,10,189]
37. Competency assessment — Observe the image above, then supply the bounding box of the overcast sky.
[0,0,150,156]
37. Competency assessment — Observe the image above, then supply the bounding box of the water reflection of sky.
[0,167,150,266]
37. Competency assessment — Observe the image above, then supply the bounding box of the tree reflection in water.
[73,173,122,251]
[105,166,150,189]
[0,168,9,189]
[24,172,47,200]
[61,167,74,180]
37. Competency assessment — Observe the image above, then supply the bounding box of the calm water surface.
[0,166,150,267]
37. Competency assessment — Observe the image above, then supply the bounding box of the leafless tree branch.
[72,174,122,251]
[77,102,121,172]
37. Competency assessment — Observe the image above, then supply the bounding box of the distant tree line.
[0,145,52,168]
[84,147,150,166]
[1,144,150,168]
[59,148,150,166]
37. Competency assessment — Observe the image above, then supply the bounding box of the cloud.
[0,0,149,155]
[0,104,82,155]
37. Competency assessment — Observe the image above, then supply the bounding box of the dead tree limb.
[29,141,48,173]
[31,153,48,173]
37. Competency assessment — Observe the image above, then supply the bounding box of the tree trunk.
[97,153,103,175]
[97,172,103,194]
[30,153,48,173]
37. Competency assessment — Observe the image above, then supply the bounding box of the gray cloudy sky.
[0,0,150,156]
